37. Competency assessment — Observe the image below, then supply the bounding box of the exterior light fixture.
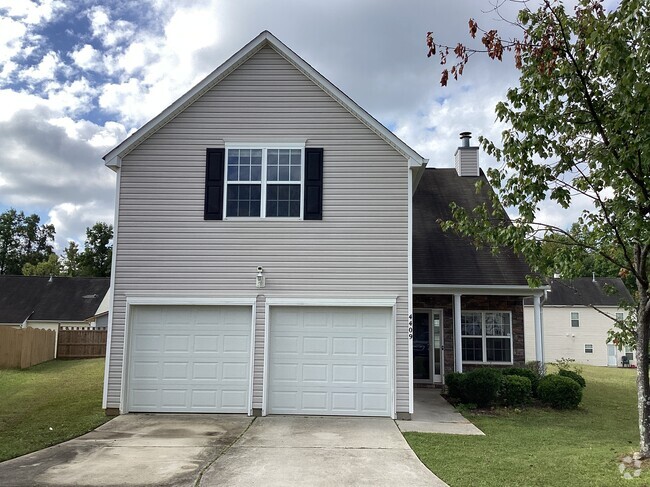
[256,266,266,288]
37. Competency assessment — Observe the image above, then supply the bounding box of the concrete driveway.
[0,415,446,487]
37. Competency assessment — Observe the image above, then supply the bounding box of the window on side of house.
[461,311,513,364]
[584,343,593,353]
[571,311,580,328]
[225,146,303,219]
[625,346,634,361]
[616,312,624,322]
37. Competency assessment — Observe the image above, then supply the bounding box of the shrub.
[537,374,583,409]
[502,367,540,395]
[445,372,466,400]
[554,357,583,375]
[500,375,532,406]
[558,368,586,388]
[462,368,503,407]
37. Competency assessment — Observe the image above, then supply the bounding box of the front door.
[607,344,617,367]
[413,310,443,383]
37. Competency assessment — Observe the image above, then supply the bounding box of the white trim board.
[265,298,397,307]
[414,284,547,296]
[103,31,427,170]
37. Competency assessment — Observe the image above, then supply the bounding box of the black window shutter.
[204,148,225,220]
[304,148,323,220]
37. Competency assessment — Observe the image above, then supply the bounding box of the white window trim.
[223,144,305,221]
[460,310,514,365]
[571,311,580,328]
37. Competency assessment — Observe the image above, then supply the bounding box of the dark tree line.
[0,209,113,277]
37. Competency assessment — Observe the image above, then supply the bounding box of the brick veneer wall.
[413,294,525,379]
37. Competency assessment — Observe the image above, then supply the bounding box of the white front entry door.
[126,305,252,413]
[607,344,617,367]
[267,306,392,416]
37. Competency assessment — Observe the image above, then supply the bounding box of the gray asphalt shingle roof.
[530,277,633,306]
[0,276,110,324]
[413,168,531,286]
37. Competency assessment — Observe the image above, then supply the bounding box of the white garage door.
[127,305,252,413]
[268,306,392,416]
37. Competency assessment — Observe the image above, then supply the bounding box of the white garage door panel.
[268,306,392,416]
[127,305,252,413]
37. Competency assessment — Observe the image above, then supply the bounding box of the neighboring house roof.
[0,276,110,323]
[413,168,531,286]
[103,30,427,170]
[525,277,633,306]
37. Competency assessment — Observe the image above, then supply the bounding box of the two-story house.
[102,31,545,419]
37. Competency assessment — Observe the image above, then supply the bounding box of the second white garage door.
[267,306,392,416]
[127,305,252,413]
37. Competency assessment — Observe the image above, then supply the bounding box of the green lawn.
[0,358,111,462]
[405,366,645,486]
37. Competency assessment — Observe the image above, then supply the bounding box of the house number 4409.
[408,314,413,339]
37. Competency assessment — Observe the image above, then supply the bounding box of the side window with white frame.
[571,311,580,328]
[584,343,593,353]
[225,146,302,218]
[616,312,624,322]
[461,311,513,364]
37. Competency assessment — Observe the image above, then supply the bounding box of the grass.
[405,366,646,487]
[0,358,111,462]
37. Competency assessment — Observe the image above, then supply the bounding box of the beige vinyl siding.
[524,305,631,366]
[106,45,409,413]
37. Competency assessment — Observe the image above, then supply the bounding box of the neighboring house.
[102,31,545,419]
[0,276,111,355]
[86,291,110,328]
[524,277,634,367]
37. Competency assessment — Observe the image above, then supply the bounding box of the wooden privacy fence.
[0,327,56,369]
[57,329,107,359]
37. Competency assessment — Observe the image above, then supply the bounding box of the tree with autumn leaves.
[427,0,650,457]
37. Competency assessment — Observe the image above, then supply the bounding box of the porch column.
[454,293,462,373]
[533,294,545,373]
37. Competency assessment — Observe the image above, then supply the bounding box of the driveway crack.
[193,417,256,487]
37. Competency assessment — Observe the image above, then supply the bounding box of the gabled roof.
[526,277,633,306]
[104,31,427,170]
[0,276,110,323]
[413,168,531,287]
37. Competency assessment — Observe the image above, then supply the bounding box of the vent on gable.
[455,132,479,177]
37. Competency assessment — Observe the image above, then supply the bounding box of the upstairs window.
[225,146,303,219]
[571,311,580,328]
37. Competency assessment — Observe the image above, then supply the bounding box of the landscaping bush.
[500,375,532,406]
[445,372,466,400]
[558,368,586,388]
[502,367,540,395]
[462,368,503,407]
[537,374,583,409]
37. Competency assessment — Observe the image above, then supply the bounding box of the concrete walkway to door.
[397,388,484,435]
[200,416,447,486]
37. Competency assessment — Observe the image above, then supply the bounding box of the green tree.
[0,209,55,275]
[22,253,62,277]
[80,222,113,277]
[428,0,650,456]
[61,241,81,277]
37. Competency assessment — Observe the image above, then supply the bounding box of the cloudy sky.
[0,0,616,248]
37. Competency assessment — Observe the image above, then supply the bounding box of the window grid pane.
[226,184,261,217]
[462,337,483,361]
[486,338,511,362]
[227,149,262,182]
[266,184,300,217]
[267,148,301,182]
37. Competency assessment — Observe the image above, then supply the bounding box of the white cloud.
[0,16,27,63]
[21,50,61,81]
[48,200,114,247]
[0,0,65,25]
[70,43,102,71]
[88,6,135,47]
